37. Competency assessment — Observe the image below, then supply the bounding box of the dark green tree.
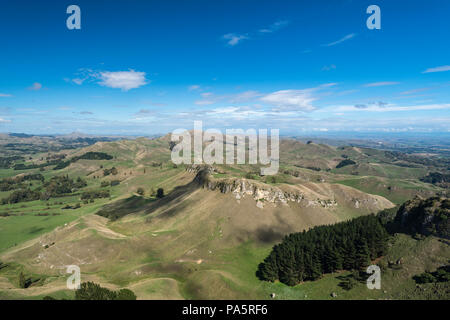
[355,239,370,271]
[156,188,164,198]
[116,289,137,300]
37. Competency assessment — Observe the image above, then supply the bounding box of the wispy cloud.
[322,33,356,47]
[195,99,216,105]
[258,20,289,33]
[260,89,317,112]
[353,101,389,109]
[337,89,358,96]
[65,68,93,85]
[133,109,158,120]
[319,83,338,88]
[188,85,201,91]
[28,82,42,91]
[321,64,336,71]
[400,87,430,95]
[143,101,167,107]
[194,90,261,105]
[223,33,249,46]
[0,117,11,123]
[194,85,330,111]
[98,70,148,91]
[72,78,85,85]
[336,103,450,112]
[0,93,12,97]
[229,90,262,103]
[364,81,400,87]
[422,65,450,73]
[223,20,290,46]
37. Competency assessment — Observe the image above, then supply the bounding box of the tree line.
[53,152,113,170]
[1,175,88,204]
[256,214,389,286]
[42,281,137,300]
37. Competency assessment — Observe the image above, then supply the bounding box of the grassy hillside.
[0,135,448,299]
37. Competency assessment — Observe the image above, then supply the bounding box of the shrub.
[100,181,110,188]
[103,167,118,176]
[116,289,137,300]
[413,272,436,284]
[340,277,358,291]
[75,282,116,300]
[336,159,356,168]
[75,282,136,300]
[81,190,110,200]
[110,180,120,187]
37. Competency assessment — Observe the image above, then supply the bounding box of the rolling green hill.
[0,134,448,299]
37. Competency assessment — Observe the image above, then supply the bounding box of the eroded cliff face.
[187,165,391,211]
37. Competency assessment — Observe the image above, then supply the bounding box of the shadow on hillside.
[142,174,203,217]
[96,171,204,221]
[96,195,156,221]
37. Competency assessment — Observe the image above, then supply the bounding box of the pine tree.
[257,254,278,282]
[324,244,343,273]
[355,238,370,271]
[343,240,356,270]
[311,254,322,280]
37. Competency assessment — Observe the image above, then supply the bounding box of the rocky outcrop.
[394,196,450,239]
[190,166,337,209]
[186,165,393,212]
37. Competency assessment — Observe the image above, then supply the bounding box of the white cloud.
[98,70,148,91]
[322,33,356,47]
[422,65,450,73]
[223,33,249,46]
[0,93,12,97]
[364,81,400,87]
[0,117,11,123]
[260,89,317,111]
[28,82,42,91]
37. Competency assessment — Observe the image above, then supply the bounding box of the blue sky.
[0,0,449,135]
